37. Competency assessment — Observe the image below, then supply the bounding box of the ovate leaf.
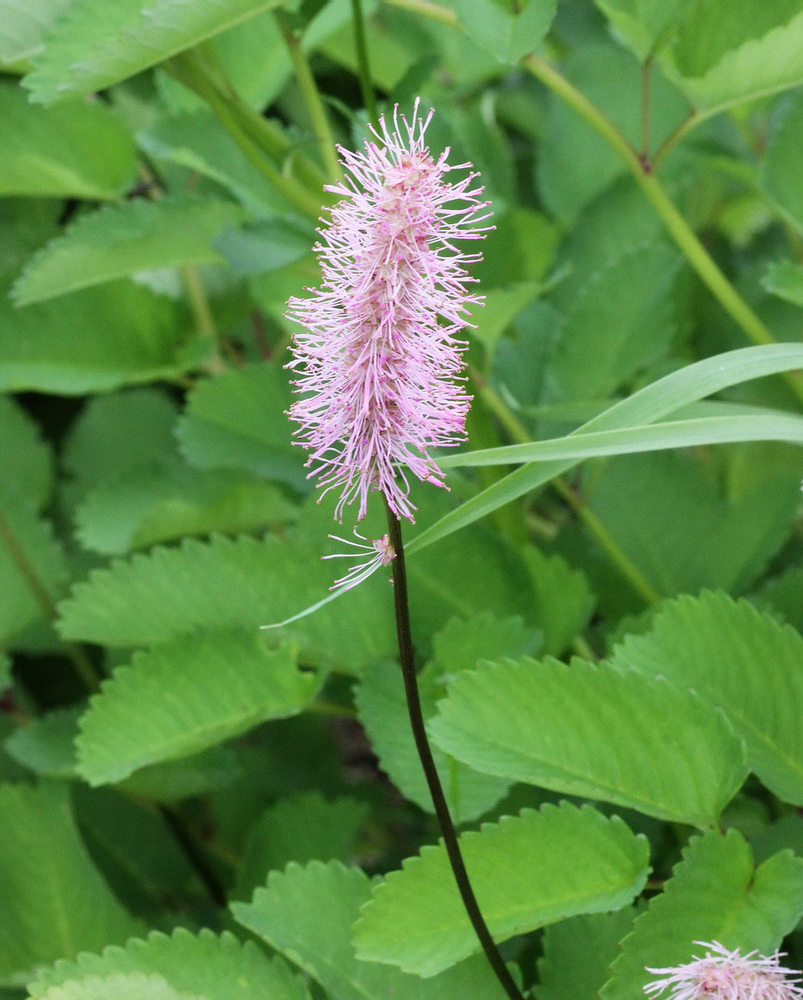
[609,591,803,805]
[13,196,243,304]
[0,82,135,199]
[430,657,746,826]
[24,0,284,104]
[28,927,310,1000]
[601,830,803,999]
[353,802,649,976]
[232,860,507,1000]
[760,90,803,235]
[77,633,319,785]
[0,782,141,986]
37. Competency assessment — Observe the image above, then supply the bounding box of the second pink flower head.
[286,100,491,523]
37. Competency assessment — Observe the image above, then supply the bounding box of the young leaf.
[0,782,142,986]
[177,365,303,488]
[609,591,803,805]
[522,548,595,656]
[24,0,284,104]
[13,196,244,305]
[664,0,803,114]
[231,860,506,1000]
[0,82,135,199]
[429,657,747,827]
[601,829,803,999]
[537,908,640,1000]
[57,533,396,674]
[234,792,369,900]
[76,633,319,785]
[352,802,649,977]
[760,90,803,235]
[28,927,310,1000]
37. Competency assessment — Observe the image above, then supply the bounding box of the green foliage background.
[0,0,802,997]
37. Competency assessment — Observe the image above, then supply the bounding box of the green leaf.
[595,0,695,61]
[13,196,243,305]
[33,972,202,1000]
[522,548,595,656]
[4,706,80,779]
[62,388,179,503]
[24,0,284,104]
[469,280,546,356]
[177,365,303,489]
[232,860,507,1000]
[355,660,513,825]
[760,90,803,235]
[0,82,135,199]
[408,344,803,554]
[0,395,52,508]
[0,0,71,64]
[601,830,803,1000]
[214,218,315,277]
[234,792,369,900]
[545,240,683,401]
[76,633,319,785]
[537,908,639,1000]
[583,452,799,597]
[762,258,803,306]
[452,0,556,63]
[609,591,803,805]
[0,496,67,645]
[750,564,803,632]
[74,458,296,555]
[431,612,541,674]
[353,802,650,977]
[28,927,310,1000]
[0,781,142,986]
[664,0,803,113]
[0,654,10,691]
[118,745,242,802]
[57,532,395,673]
[430,657,746,826]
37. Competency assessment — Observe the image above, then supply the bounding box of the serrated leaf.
[609,591,803,805]
[0,395,51,508]
[750,565,803,632]
[74,457,296,555]
[430,657,746,826]
[177,365,303,488]
[431,613,541,675]
[0,496,67,645]
[57,532,395,673]
[28,927,310,1000]
[760,91,803,236]
[536,908,639,1000]
[353,802,650,977]
[24,0,284,104]
[234,792,368,900]
[214,218,315,277]
[601,830,803,1000]
[0,782,142,986]
[664,0,803,113]
[4,705,81,778]
[13,196,243,305]
[355,660,512,825]
[0,82,135,199]
[453,0,556,64]
[62,388,179,503]
[77,633,318,785]
[0,0,71,64]
[595,0,694,61]
[522,547,595,656]
[119,745,242,802]
[36,972,203,1000]
[231,860,505,1000]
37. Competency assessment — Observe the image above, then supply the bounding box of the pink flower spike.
[286,99,491,523]
[644,941,803,1000]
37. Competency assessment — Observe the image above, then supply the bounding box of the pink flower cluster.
[645,941,803,1000]
[286,100,490,522]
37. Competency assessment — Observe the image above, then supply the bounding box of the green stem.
[384,502,524,1000]
[0,508,100,692]
[351,0,379,122]
[165,53,324,221]
[180,266,226,375]
[651,110,699,171]
[471,368,661,606]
